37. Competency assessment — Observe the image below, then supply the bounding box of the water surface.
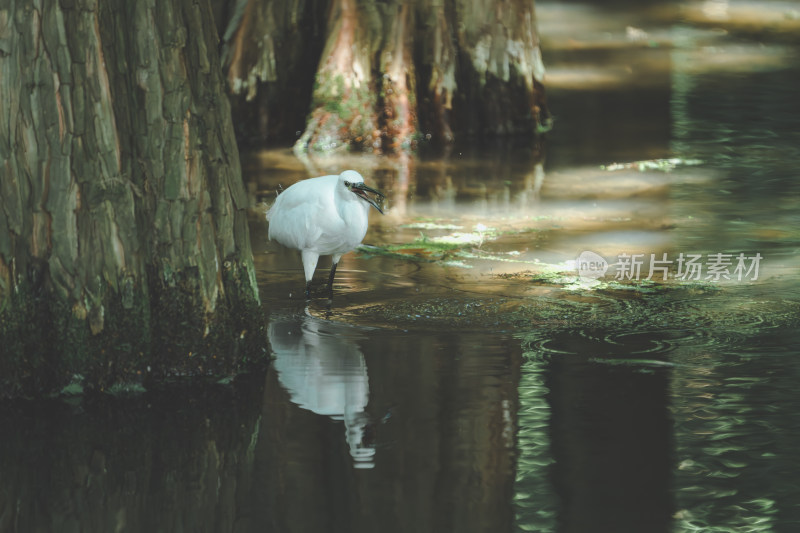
[3,1,800,532]
[248,3,800,528]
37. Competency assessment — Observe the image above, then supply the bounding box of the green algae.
[600,158,704,172]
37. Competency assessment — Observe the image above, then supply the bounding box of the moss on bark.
[0,259,265,399]
[293,0,382,154]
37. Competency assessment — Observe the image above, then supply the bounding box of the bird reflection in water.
[268,313,376,469]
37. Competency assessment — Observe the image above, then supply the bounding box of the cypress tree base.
[0,260,267,399]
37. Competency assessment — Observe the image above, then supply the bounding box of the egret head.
[340,170,385,214]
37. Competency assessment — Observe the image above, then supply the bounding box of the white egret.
[267,170,385,298]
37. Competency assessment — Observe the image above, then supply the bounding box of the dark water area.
[3,1,800,532]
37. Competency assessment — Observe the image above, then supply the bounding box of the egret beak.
[349,182,385,214]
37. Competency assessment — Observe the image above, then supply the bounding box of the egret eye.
[344,180,351,188]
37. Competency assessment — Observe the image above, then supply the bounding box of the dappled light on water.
[2,1,798,531]
[251,2,800,531]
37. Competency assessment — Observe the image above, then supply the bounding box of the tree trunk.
[447,0,549,138]
[294,0,383,154]
[217,0,327,144]
[378,1,418,152]
[0,0,264,398]
[415,0,458,144]
[218,0,548,153]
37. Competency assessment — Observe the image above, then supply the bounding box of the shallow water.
[251,3,800,530]
[3,1,800,532]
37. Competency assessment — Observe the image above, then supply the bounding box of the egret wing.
[267,175,339,251]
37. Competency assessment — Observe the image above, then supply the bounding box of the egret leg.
[326,261,338,300]
[301,249,319,300]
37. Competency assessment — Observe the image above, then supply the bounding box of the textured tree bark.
[217,0,327,144]
[0,0,264,398]
[293,0,383,154]
[415,0,458,145]
[218,0,548,153]
[447,0,549,138]
[378,1,417,152]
